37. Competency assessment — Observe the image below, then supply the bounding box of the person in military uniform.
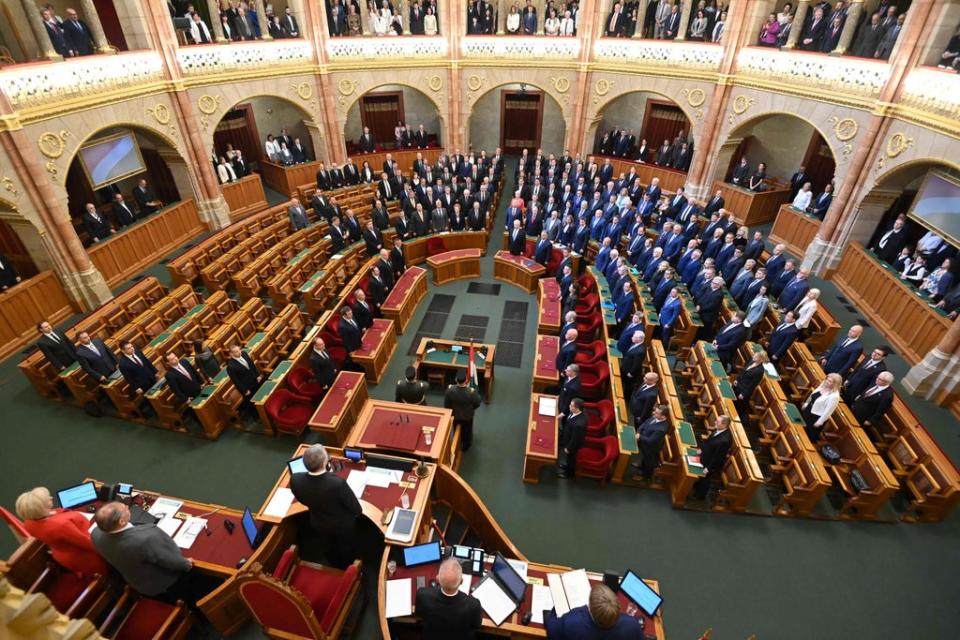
[395,366,428,404]
[443,370,482,452]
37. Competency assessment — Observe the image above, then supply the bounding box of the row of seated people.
[77,180,165,246]
[352,122,438,154]
[595,128,694,170]
[175,1,304,44]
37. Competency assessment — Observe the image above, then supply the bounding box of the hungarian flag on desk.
[468,343,478,388]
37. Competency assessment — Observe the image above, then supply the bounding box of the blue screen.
[344,448,364,462]
[241,508,259,547]
[492,553,526,602]
[287,457,306,474]
[117,483,132,495]
[402,541,441,567]
[57,482,98,509]
[620,570,662,616]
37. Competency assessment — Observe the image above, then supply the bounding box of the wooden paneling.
[260,161,320,197]
[0,271,75,361]
[594,154,687,193]
[222,174,268,222]
[712,180,792,226]
[89,199,206,289]
[769,204,822,258]
[833,242,950,365]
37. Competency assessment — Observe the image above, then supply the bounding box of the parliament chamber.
[1,1,960,639]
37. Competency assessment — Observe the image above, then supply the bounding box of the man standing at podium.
[444,371,482,452]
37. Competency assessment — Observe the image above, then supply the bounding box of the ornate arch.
[336,78,448,123]
[586,84,701,138]
[198,90,320,156]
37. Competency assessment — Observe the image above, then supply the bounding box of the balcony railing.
[176,40,314,77]
[900,67,960,124]
[736,47,890,100]
[461,36,580,59]
[325,36,448,60]
[592,39,723,73]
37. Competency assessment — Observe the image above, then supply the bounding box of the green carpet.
[1,163,958,639]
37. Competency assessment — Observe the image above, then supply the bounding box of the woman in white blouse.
[545,9,560,35]
[792,182,812,211]
[424,6,438,35]
[801,373,842,442]
[794,288,820,332]
[506,5,521,34]
[778,3,794,25]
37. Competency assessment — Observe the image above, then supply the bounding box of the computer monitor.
[287,457,307,475]
[402,541,442,568]
[344,447,364,462]
[241,508,260,548]
[492,553,527,603]
[620,570,663,616]
[116,483,133,497]
[57,482,98,509]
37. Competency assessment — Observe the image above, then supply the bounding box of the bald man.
[415,557,482,639]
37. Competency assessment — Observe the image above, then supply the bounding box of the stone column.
[903,321,960,402]
[632,0,647,38]
[784,0,809,49]
[676,0,693,41]
[303,121,325,160]
[496,0,506,34]
[253,0,272,39]
[21,0,63,60]
[537,0,546,34]
[206,0,227,42]
[400,0,411,35]
[832,0,864,55]
[79,0,116,53]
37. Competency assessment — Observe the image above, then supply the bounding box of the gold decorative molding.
[37,131,69,159]
[551,77,570,94]
[147,103,171,125]
[595,79,613,97]
[829,116,858,156]
[731,95,754,115]
[886,132,914,158]
[197,94,221,115]
[466,74,485,92]
[337,79,358,96]
[292,82,312,100]
[1,176,21,201]
[425,75,443,92]
[684,88,706,108]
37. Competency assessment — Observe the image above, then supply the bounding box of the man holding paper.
[415,557,482,638]
[545,584,644,638]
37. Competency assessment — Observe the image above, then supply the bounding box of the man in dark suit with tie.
[714,312,749,371]
[362,221,383,257]
[359,127,376,152]
[533,231,553,266]
[556,328,578,375]
[850,372,895,428]
[634,405,669,480]
[62,8,96,56]
[75,331,117,384]
[132,180,161,216]
[777,268,811,311]
[766,310,799,362]
[620,331,647,398]
[109,194,136,227]
[800,6,828,50]
[290,444,362,568]
[163,353,203,404]
[328,217,347,252]
[704,190,725,215]
[558,398,587,479]
[416,557,482,639]
[352,289,375,330]
[557,364,581,420]
[696,277,726,338]
[338,306,363,355]
[225,344,262,406]
[811,184,833,220]
[118,341,157,394]
[82,203,114,243]
[390,237,406,277]
[629,372,660,425]
[508,219,526,256]
[309,337,337,391]
[41,8,69,57]
[843,346,889,403]
[692,415,733,499]
[732,157,751,186]
[36,321,77,371]
[871,217,908,265]
[820,325,864,376]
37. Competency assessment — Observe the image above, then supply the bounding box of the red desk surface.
[384,267,425,308]
[309,371,364,426]
[428,248,482,264]
[540,281,561,326]
[356,318,393,357]
[495,250,546,274]
[536,336,559,379]
[363,406,443,456]
[529,398,558,457]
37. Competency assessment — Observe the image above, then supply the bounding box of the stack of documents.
[172,517,207,549]
[147,497,183,519]
[385,578,413,618]
[263,488,295,518]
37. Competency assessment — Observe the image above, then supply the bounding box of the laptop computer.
[470,552,527,626]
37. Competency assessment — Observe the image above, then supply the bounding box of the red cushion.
[115,598,177,640]
[319,564,359,633]
[43,572,88,614]
[289,563,358,631]
[273,548,296,580]
[578,448,606,465]
[240,582,314,638]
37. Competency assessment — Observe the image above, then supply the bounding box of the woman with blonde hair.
[801,373,842,442]
[16,487,108,576]
[794,288,820,333]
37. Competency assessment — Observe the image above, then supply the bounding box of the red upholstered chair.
[546,247,563,275]
[98,587,193,640]
[575,293,600,315]
[576,436,620,483]
[576,275,596,295]
[578,365,610,399]
[237,545,362,640]
[426,237,446,255]
[0,506,29,545]
[574,341,607,366]
[265,389,314,436]
[575,314,603,343]
[288,366,326,403]
[583,399,615,437]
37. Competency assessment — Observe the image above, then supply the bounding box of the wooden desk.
[537,279,562,334]
[533,335,560,392]
[307,371,369,445]
[769,204,821,258]
[711,180,792,226]
[221,173,268,222]
[346,399,456,465]
[494,250,546,293]
[524,394,559,483]
[260,160,320,197]
[401,231,489,266]
[353,318,397,384]
[413,337,496,402]
[426,248,482,285]
[381,266,428,334]
[258,444,436,547]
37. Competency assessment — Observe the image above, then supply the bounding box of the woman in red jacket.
[15,487,109,577]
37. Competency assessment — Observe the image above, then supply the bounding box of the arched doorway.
[344,84,443,154]
[713,113,837,193]
[468,83,565,155]
[589,90,692,165]
[65,126,195,247]
[212,95,321,170]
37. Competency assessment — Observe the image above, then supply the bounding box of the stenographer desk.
[257,445,436,547]
[426,248,482,285]
[353,318,397,384]
[494,250,547,293]
[413,337,496,402]
[381,266,428,334]
[307,370,369,445]
[346,399,457,466]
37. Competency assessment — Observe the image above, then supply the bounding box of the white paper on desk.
[561,569,591,610]
[531,585,554,624]
[263,487,295,518]
[547,573,569,617]
[172,517,206,549]
[472,576,517,626]
[459,574,473,595]
[148,497,183,519]
[156,517,183,539]
[507,559,528,582]
[763,363,779,377]
[346,470,368,498]
[385,578,413,618]
[366,467,400,487]
[538,397,557,417]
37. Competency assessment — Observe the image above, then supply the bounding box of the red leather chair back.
[0,506,29,545]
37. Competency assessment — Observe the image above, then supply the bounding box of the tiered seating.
[232,225,329,301]
[200,218,292,292]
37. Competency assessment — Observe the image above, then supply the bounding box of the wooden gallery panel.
[0,271,75,360]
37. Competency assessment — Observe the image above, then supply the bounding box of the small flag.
[468,342,478,388]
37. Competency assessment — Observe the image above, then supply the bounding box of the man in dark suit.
[533,231,552,266]
[508,219,526,256]
[290,138,309,163]
[309,336,337,391]
[732,158,751,186]
[160,350,203,405]
[338,306,363,354]
[703,189,725,215]
[620,331,647,398]
[545,583,643,638]
[843,346,889,403]
[132,179,161,216]
[558,398,587,479]
[557,365,581,421]
[629,372,660,425]
[871,217,909,264]
[352,290,374,330]
[766,311,799,362]
[444,370,483,451]
[118,341,157,394]
[850,372,895,427]
[395,366,428,404]
[225,344,262,405]
[800,7,828,50]
[36,321,77,371]
[390,237,406,276]
[556,328,578,373]
[328,217,347,252]
[410,204,430,237]
[692,415,733,499]
[811,184,833,220]
[281,7,300,36]
[289,444,362,568]
[696,277,725,338]
[41,8,69,57]
[713,312,749,371]
[368,265,388,310]
[778,268,811,311]
[634,405,669,480]
[311,192,332,222]
[820,325,864,376]
[0,254,20,290]
[75,331,117,384]
[378,173,397,201]
[358,127,376,152]
[362,221,383,257]
[82,203,114,242]
[62,8,96,56]
[415,558,482,639]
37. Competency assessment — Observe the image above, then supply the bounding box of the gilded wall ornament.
[467,75,484,92]
[830,117,858,142]
[197,94,221,115]
[886,132,914,158]
[38,131,70,159]
[147,104,171,125]
[1,176,20,200]
[338,79,358,96]
[292,82,313,100]
[594,79,613,96]
[684,88,706,108]
[551,77,570,94]
[425,75,443,92]
[731,95,754,115]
